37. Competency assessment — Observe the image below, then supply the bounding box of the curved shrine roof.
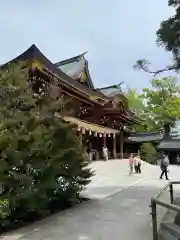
[55,52,94,88]
[1,44,139,123]
[1,44,107,102]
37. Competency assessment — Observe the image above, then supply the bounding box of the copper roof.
[55,52,95,89]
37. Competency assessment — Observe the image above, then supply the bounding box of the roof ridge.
[55,51,88,66]
[98,82,124,90]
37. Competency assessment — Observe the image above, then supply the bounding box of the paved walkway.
[82,159,160,199]
[1,159,180,240]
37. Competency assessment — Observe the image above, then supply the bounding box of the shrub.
[139,142,158,164]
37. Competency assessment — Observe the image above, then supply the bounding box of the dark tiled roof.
[2,44,106,100]
[128,132,163,142]
[158,139,180,150]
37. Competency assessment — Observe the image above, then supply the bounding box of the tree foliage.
[139,142,158,164]
[0,63,93,231]
[125,88,145,117]
[125,88,148,132]
[140,77,180,129]
[126,77,180,132]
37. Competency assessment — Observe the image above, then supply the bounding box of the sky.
[0,0,176,91]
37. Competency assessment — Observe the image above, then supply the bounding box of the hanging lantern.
[103,133,106,138]
[108,133,111,137]
[89,130,92,136]
[99,133,102,138]
[94,132,97,137]
[82,128,85,134]
[77,127,81,132]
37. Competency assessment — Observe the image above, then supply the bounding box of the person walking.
[129,154,134,175]
[160,154,169,180]
[177,155,180,166]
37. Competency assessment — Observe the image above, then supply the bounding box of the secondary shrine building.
[1,44,140,160]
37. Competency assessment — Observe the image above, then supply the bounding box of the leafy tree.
[125,88,159,132]
[125,88,145,117]
[140,77,180,131]
[0,63,93,231]
[125,88,148,132]
[125,77,180,132]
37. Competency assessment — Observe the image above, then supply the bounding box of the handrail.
[150,181,180,240]
[154,183,170,199]
[153,198,180,213]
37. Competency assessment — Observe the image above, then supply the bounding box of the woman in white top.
[102,146,108,161]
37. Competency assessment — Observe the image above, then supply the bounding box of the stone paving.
[82,159,161,199]
[1,159,180,240]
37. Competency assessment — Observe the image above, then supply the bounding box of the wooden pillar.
[103,134,106,147]
[120,129,124,159]
[79,133,83,145]
[113,133,117,159]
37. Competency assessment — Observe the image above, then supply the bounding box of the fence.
[150,181,180,240]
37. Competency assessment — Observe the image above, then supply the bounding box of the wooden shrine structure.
[1,44,140,159]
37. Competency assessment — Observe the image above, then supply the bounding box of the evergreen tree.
[0,63,93,230]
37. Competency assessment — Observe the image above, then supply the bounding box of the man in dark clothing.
[177,155,180,166]
[160,155,169,180]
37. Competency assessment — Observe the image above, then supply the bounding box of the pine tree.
[0,63,93,230]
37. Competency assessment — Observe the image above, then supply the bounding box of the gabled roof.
[128,132,163,142]
[2,44,107,102]
[55,52,94,88]
[98,83,124,97]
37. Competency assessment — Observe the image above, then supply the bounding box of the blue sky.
[0,0,176,90]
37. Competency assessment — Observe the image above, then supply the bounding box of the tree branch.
[133,59,176,76]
